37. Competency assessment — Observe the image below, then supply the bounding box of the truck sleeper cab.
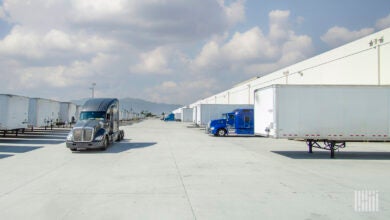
[208,109,254,136]
[66,98,124,151]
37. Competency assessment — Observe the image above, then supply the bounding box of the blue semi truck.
[207,109,254,136]
[164,113,175,121]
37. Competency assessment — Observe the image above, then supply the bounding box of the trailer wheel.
[217,129,227,136]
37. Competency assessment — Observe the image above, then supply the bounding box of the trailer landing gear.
[306,140,346,158]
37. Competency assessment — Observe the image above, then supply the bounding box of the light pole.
[90,83,96,98]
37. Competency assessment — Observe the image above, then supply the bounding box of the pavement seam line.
[170,151,197,220]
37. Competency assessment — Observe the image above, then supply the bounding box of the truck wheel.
[101,136,108,150]
[217,129,227,136]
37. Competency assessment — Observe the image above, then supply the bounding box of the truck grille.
[73,128,94,142]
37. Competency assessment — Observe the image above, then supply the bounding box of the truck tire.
[217,129,227,136]
[101,136,108,151]
[116,131,124,141]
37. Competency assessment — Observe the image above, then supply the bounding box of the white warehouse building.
[188,28,390,107]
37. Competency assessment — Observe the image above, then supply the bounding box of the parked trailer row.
[119,109,142,121]
[59,102,77,124]
[28,98,61,128]
[181,108,193,122]
[0,94,79,135]
[179,85,390,158]
[254,85,390,158]
[0,94,29,134]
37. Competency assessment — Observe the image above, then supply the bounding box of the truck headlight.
[210,127,215,131]
[94,135,104,141]
[66,133,73,141]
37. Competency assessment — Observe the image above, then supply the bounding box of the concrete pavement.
[0,119,389,219]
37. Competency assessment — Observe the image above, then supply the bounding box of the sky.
[0,0,389,105]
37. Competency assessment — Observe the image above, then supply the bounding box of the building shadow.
[0,154,14,159]
[272,151,390,160]
[0,145,42,153]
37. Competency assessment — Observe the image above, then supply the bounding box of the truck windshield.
[79,111,106,120]
[222,113,234,120]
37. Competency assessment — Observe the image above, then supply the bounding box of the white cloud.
[321,13,390,48]
[131,47,173,74]
[268,10,291,43]
[223,27,277,61]
[43,29,73,51]
[0,25,118,60]
[2,0,69,29]
[147,78,217,104]
[0,26,44,59]
[245,34,313,74]
[68,0,242,46]
[193,41,221,69]
[0,0,318,104]
[161,81,178,89]
[192,10,313,77]
[0,6,6,19]
[70,0,126,18]
[2,52,118,96]
[19,66,71,89]
[219,0,246,26]
[376,14,390,30]
[321,26,375,47]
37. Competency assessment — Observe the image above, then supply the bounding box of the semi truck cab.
[208,109,254,136]
[164,113,175,121]
[66,98,124,151]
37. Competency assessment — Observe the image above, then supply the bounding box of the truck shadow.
[272,151,390,160]
[214,135,258,138]
[106,140,157,153]
[0,154,13,159]
[73,139,157,154]
[0,145,42,153]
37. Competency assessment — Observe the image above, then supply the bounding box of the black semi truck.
[66,98,124,151]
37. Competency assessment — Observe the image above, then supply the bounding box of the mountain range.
[71,97,181,115]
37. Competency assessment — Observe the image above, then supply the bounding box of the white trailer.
[181,108,193,122]
[192,105,198,124]
[254,85,390,158]
[119,109,126,121]
[119,109,134,121]
[174,113,181,121]
[28,98,60,128]
[75,105,82,121]
[59,102,77,124]
[196,104,254,127]
[0,94,29,134]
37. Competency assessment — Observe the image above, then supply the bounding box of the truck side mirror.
[106,114,110,120]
